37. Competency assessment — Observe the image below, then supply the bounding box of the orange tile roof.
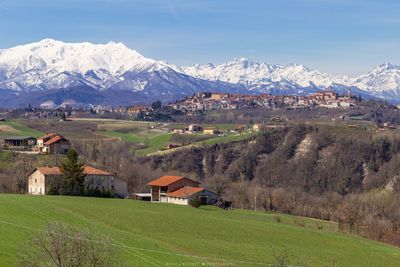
[147,175,185,186]
[167,186,205,198]
[38,133,58,141]
[83,166,112,176]
[37,167,62,175]
[36,166,112,176]
[44,135,64,145]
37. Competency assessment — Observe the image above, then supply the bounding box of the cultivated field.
[0,195,399,266]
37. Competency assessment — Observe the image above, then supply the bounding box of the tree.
[60,149,86,195]
[19,222,120,267]
[190,197,200,208]
[151,100,162,110]
[60,112,67,121]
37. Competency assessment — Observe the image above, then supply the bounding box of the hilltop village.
[128,88,359,117]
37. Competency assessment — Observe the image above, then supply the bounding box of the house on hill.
[37,133,71,154]
[147,175,218,205]
[27,166,128,197]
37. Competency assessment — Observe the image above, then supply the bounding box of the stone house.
[27,166,128,197]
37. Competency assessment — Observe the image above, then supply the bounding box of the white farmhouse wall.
[28,171,46,195]
[167,196,189,205]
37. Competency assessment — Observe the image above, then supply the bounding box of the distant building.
[253,124,261,131]
[234,125,246,133]
[203,128,221,135]
[37,133,71,154]
[210,93,230,100]
[147,175,218,205]
[188,124,203,133]
[3,136,37,150]
[27,166,128,197]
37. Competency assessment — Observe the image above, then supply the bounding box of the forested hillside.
[143,124,400,245]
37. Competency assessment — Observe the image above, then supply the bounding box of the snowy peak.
[0,39,171,91]
[0,38,158,77]
[352,62,400,97]
[180,58,349,89]
[373,62,399,72]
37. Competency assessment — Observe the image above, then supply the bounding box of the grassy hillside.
[0,195,399,266]
[0,120,43,138]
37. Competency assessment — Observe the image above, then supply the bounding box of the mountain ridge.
[0,39,399,106]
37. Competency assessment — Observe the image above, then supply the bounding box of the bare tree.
[19,222,120,267]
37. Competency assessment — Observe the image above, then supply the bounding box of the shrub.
[190,197,200,208]
[274,215,282,223]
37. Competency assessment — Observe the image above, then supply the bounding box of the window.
[35,179,37,183]
[160,186,168,193]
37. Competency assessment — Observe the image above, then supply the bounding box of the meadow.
[0,120,43,138]
[0,195,400,266]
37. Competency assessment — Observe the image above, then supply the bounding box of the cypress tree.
[60,149,86,195]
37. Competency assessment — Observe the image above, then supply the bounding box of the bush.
[190,197,200,208]
[19,222,120,266]
[274,216,282,223]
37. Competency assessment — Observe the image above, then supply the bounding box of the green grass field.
[0,195,399,266]
[0,120,43,138]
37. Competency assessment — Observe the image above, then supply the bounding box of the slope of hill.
[0,195,399,266]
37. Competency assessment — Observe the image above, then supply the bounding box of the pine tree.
[61,112,67,121]
[60,149,86,195]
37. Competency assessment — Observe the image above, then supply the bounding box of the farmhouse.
[3,136,37,150]
[27,166,128,197]
[37,133,71,154]
[203,128,221,135]
[147,175,218,205]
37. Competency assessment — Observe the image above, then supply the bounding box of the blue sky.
[0,0,399,76]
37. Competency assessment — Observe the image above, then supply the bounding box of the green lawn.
[0,120,43,138]
[0,195,399,266]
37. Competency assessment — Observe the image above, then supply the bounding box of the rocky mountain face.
[0,39,399,107]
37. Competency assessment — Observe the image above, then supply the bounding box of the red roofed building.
[146,175,218,205]
[37,133,71,154]
[28,165,127,197]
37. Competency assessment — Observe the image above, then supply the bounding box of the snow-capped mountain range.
[0,39,399,107]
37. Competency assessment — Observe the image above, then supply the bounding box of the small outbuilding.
[167,186,219,205]
[3,136,37,150]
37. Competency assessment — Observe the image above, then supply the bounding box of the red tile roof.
[36,167,62,175]
[38,133,58,141]
[167,186,205,198]
[83,166,112,176]
[44,135,64,145]
[147,175,185,186]
[36,166,112,176]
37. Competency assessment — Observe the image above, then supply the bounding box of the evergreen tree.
[60,112,67,121]
[60,149,86,195]
[151,100,162,110]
